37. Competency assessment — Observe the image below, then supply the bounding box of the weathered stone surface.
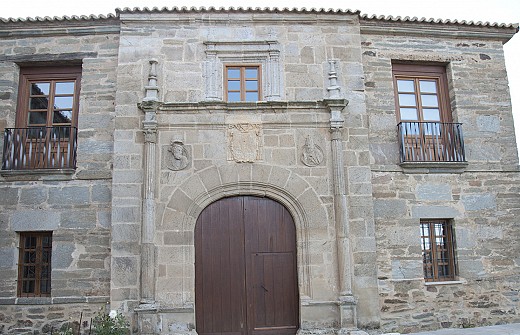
[11,210,60,231]
[0,7,518,335]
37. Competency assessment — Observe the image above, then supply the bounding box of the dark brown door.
[195,196,299,335]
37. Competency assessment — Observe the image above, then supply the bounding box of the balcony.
[398,122,466,165]
[2,126,77,171]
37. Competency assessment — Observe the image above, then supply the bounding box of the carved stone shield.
[227,124,263,163]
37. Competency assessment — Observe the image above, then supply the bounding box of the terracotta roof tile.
[0,6,517,30]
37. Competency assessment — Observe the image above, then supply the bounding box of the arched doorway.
[195,196,299,335]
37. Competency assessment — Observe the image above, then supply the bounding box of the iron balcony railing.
[397,122,466,163]
[2,126,78,170]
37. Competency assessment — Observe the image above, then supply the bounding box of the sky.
[3,0,520,153]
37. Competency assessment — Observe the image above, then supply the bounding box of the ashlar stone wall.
[111,10,379,333]
[0,19,120,333]
[361,19,520,333]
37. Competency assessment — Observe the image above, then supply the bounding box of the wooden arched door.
[195,196,299,335]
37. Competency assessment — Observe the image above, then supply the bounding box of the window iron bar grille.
[2,126,77,170]
[421,220,456,282]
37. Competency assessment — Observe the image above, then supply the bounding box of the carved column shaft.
[141,124,157,306]
[330,127,353,297]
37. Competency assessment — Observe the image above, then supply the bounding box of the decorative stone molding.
[301,136,324,167]
[327,59,341,99]
[227,123,263,163]
[204,41,282,101]
[143,59,159,102]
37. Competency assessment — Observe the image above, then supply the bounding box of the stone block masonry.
[0,7,518,335]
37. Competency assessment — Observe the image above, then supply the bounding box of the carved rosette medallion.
[301,136,324,167]
[167,140,189,171]
[227,124,263,163]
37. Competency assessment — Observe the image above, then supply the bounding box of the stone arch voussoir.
[162,163,328,299]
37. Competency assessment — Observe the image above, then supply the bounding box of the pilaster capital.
[324,98,348,130]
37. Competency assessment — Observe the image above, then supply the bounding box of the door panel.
[195,196,299,335]
[195,198,247,335]
[250,253,299,335]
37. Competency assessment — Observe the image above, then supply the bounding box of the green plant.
[57,323,74,335]
[92,309,129,335]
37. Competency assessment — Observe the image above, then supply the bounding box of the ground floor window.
[420,219,456,282]
[18,232,52,297]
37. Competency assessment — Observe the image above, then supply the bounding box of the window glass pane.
[397,80,415,92]
[398,94,416,106]
[228,80,240,91]
[399,108,418,120]
[245,92,259,102]
[227,68,240,79]
[28,112,47,125]
[24,251,36,263]
[25,236,37,248]
[24,266,36,278]
[54,96,73,110]
[420,80,437,93]
[41,280,50,293]
[53,111,73,124]
[228,92,240,102]
[55,82,75,95]
[30,97,49,110]
[51,126,71,139]
[31,82,50,95]
[42,251,51,263]
[246,80,258,91]
[42,236,52,248]
[421,95,439,107]
[245,68,258,79]
[423,108,440,121]
[23,280,35,293]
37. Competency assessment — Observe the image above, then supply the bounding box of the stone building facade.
[0,7,519,335]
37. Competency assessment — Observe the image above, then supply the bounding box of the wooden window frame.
[18,232,52,297]
[420,219,457,282]
[392,63,452,123]
[224,65,262,102]
[16,66,82,128]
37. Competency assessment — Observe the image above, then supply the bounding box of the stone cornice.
[157,100,331,114]
[360,21,518,43]
[0,20,120,38]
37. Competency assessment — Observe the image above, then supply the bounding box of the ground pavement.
[402,323,520,335]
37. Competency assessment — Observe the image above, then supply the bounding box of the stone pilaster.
[325,59,360,334]
[266,41,281,101]
[137,60,161,312]
[204,43,219,101]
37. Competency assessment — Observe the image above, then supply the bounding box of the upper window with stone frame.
[18,232,52,297]
[204,41,281,102]
[2,66,81,171]
[392,63,466,164]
